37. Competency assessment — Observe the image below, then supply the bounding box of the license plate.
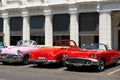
[38,57,45,60]
[1,56,7,59]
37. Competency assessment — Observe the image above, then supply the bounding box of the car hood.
[1,46,38,55]
[66,50,102,58]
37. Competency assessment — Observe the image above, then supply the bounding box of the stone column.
[69,7,79,46]
[22,10,30,40]
[99,11,112,49]
[44,8,53,46]
[2,12,10,46]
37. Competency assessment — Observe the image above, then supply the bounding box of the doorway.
[31,36,45,45]
[118,31,120,50]
[0,36,3,41]
[10,36,22,45]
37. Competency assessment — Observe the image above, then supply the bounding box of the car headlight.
[63,53,69,57]
[17,50,22,56]
[90,54,98,58]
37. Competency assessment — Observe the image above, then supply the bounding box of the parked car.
[0,40,40,64]
[63,43,120,71]
[29,40,80,66]
[0,41,7,50]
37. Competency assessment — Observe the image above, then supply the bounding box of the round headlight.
[90,54,98,58]
[63,53,69,57]
[17,50,22,56]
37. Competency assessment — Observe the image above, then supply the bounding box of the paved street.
[0,62,120,80]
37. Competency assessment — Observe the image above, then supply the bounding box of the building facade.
[0,0,120,49]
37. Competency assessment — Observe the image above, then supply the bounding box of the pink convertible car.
[0,40,40,65]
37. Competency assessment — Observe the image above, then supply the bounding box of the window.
[79,12,99,32]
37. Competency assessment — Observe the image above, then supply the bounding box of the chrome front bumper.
[0,54,23,63]
[30,59,60,64]
[63,58,99,67]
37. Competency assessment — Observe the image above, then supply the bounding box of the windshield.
[56,40,76,46]
[17,40,37,47]
[81,43,107,50]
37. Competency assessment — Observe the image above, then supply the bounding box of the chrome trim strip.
[0,54,22,63]
[63,57,99,66]
[30,59,60,64]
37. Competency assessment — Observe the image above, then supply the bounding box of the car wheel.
[95,59,105,72]
[115,58,120,65]
[23,55,29,65]
[37,63,44,67]
[2,62,9,65]
[66,65,74,70]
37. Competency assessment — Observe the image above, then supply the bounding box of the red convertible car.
[30,40,80,66]
[63,43,120,71]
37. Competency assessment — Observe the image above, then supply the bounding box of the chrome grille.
[65,58,91,64]
[0,54,19,58]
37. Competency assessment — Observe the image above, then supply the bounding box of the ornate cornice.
[2,11,9,18]
[21,9,29,17]
[68,4,77,14]
[43,7,52,16]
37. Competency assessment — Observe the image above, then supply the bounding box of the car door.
[106,50,116,65]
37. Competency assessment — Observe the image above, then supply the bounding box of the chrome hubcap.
[116,59,120,65]
[98,60,104,71]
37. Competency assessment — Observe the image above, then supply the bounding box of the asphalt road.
[0,63,120,80]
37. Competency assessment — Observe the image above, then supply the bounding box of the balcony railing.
[0,0,2,7]
[27,0,44,4]
[6,0,22,6]
[47,0,68,5]
[26,0,44,6]
[47,0,107,3]
[76,0,98,2]
[0,0,117,9]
